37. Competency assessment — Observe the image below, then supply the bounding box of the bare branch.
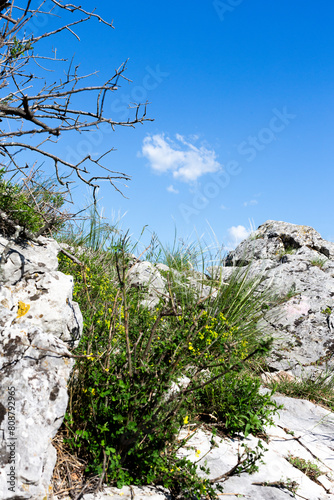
[0,1,153,202]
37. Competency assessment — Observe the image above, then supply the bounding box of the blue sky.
[23,1,334,252]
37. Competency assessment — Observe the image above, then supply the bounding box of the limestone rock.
[127,261,167,309]
[81,485,170,499]
[127,261,215,309]
[177,394,334,499]
[217,220,334,377]
[0,232,82,499]
[225,220,334,266]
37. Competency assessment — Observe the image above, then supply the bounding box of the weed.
[287,455,323,482]
[281,477,299,495]
[278,246,296,259]
[321,306,332,316]
[252,477,299,495]
[285,284,299,300]
[310,257,327,269]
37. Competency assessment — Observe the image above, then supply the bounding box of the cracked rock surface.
[212,220,334,378]
[0,233,82,499]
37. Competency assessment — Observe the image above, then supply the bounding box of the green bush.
[0,168,67,235]
[57,225,280,498]
[191,371,280,437]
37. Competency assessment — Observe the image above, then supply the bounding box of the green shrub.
[56,224,280,498]
[0,168,67,235]
[191,371,280,437]
[60,247,226,497]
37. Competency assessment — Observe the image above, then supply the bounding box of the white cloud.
[167,184,179,194]
[228,225,252,245]
[243,199,258,207]
[141,133,221,183]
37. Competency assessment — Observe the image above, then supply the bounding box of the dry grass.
[51,429,100,499]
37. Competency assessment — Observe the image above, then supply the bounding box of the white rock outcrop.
[0,233,82,499]
[211,220,334,378]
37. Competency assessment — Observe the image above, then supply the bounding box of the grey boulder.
[217,220,334,377]
[0,233,82,499]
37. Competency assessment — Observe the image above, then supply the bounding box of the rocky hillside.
[0,220,333,499]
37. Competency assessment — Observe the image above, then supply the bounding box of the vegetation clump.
[55,217,282,498]
[287,455,323,482]
[0,169,68,236]
[0,175,291,498]
[266,370,334,412]
[310,257,327,269]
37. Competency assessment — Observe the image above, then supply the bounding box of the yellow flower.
[183,416,189,425]
[195,449,201,457]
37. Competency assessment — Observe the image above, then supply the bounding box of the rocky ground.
[1,220,334,499]
[56,221,334,500]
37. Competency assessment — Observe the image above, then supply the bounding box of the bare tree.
[0,1,152,202]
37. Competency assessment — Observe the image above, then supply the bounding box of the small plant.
[250,233,263,241]
[310,257,327,269]
[321,306,332,315]
[278,245,296,259]
[287,455,323,482]
[281,477,299,495]
[285,284,299,300]
[252,477,299,495]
